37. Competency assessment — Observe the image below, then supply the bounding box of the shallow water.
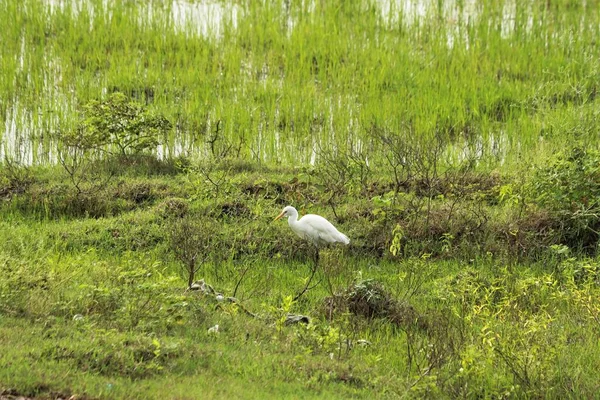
[1,0,596,165]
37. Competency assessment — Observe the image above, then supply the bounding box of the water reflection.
[46,0,240,37]
[0,0,570,165]
[171,0,239,37]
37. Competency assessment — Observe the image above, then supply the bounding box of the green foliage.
[169,216,221,287]
[294,322,344,356]
[274,295,296,334]
[389,224,404,256]
[4,176,600,398]
[528,147,600,248]
[61,93,172,156]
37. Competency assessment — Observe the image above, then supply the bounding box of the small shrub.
[60,92,172,156]
[55,93,172,199]
[0,159,34,199]
[169,216,221,288]
[528,147,600,250]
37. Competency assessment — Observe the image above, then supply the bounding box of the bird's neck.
[287,214,299,226]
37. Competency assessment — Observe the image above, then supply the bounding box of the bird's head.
[274,205,296,221]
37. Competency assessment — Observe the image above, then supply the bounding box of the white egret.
[274,206,350,246]
[274,205,350,299]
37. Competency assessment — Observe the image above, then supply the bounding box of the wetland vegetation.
[2,0,600,398]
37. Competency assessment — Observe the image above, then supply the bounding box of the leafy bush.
[528,147,600,249]
[55,93,173,199]
[61,92,172,156]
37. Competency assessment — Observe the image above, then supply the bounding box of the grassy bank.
[0,153,600,398]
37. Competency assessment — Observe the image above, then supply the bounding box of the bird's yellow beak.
[274,211,285,222]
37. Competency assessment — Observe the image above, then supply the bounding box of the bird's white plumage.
[275,206,350,246]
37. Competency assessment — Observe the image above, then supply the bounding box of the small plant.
[389,224,404,256]
[61,92,172,156]
[169,216,220,288]
[206,119,245,159]
[312,146,371,221]
[0,157,34,198]
[440,233,454,253]
[275,295,295,334]
[528,147,600,249]
[56,93,172,197]
[57,139,111,196]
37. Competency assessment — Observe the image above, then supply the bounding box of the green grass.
[0,318,369,399]
[0,156,600,398]
[2,0,600,166]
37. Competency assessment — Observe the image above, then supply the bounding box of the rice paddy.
[3,0,600,166]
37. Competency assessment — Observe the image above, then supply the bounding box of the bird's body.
[275,205,349,301]
[275,206,350,247]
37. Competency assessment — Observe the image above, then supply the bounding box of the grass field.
[3,0,600,399]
